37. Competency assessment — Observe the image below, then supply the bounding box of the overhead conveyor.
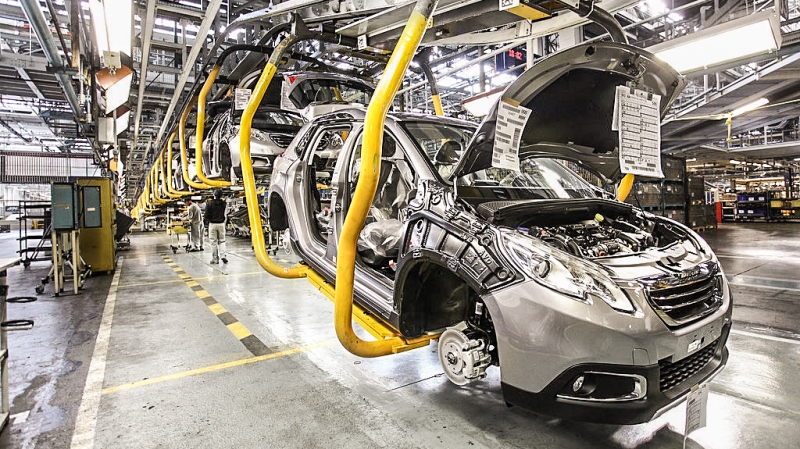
[236,9,440,356]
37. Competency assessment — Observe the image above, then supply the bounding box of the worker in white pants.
[205,190,228,264]
[184,198,203,251]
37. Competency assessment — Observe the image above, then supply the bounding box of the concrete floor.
[1,222,799,448]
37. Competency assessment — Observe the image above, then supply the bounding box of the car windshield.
[290,79,373,107]
[232,109,305,128]
[401,121,475,183]
[455,157,607,200]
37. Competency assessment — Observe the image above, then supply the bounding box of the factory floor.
[1,222,799,449]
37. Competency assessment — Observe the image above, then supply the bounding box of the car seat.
[433,140,461,180]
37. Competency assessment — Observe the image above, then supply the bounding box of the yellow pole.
[432,94,444,116]
[617,173,634,202]
[150,166,167,205]
[166,131,189,197]
[239,35,310,279]
[159,153,181,199]
[335,0,439,357]
[179,96,209,190]
[195,65,232,187]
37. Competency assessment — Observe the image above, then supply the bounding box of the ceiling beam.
[133,0,157,150]
[153,0,223,149]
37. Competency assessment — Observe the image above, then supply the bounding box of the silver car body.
[267,42,731,424]
[281,72,375,120]
[203,106,305,181]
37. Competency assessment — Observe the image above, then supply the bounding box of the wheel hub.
[438,326,492,386]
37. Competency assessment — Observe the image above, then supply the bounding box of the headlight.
[251,129,269,141]
[500,230,637,314]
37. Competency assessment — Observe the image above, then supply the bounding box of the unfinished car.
[267,41,732,424]
[204,104,306,182]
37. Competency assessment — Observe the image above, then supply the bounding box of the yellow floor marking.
[118,279,184,289]
[195,290,211,299]
[185,280,199,287]
[178,273,191,279]
[120,271,267,289]
[227,322,252,339]
[101,341,336,395]
[195,271,265,280]
[208,303,226,315]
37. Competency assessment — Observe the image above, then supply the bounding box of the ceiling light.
[649,9,781,73]
[89,0,132,58]
[731,98,769,117]
[461,85,505,117]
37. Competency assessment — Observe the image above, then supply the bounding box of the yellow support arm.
[617,173,634,202]
[158,151,181,200]
[195,65,232,187]
[432,94,444,116]
[166,131,190,197]
[334,0,440,357]
[150,166,168,205]
[239,34,311,279]
[238,15,435,356]
[179,96,210,190]
[159,152,182,199]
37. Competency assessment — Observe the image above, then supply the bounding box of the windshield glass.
[455,157,607,200]
[290,79,373,107]
[401,121,475,183]
[233,109,305,128]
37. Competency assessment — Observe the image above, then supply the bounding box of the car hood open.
[453,42,685,182]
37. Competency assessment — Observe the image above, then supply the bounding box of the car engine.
[527,214,655,258]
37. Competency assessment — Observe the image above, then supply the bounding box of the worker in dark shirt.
[205,190,228,264]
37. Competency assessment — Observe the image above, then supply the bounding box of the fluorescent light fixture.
[649,9,781,73]
[729,159,742,164]
[731,97,769,117]
[103,70,133,113]
[461,85,505,117]
[686,157,697,162]
[89,0,132,59]
[115,108,130,136]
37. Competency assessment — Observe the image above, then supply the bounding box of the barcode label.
[492,99,532,172]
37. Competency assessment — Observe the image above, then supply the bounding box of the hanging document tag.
[280,80,295,111]
[492,99,532,172]
[613,86,663,178]
[683,383,709,449]
[234,88,252,111]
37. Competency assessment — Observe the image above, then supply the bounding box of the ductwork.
[19,0,84,120]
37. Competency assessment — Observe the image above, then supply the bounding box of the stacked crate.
[687,177,706,229]
[736,192,769,220]
[624,155,687,225]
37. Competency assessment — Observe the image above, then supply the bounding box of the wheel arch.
[268,191,289,231]
[394,257,487,338]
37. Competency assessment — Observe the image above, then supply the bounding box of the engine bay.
[476,198,691,259]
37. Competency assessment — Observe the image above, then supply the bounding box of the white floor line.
[70,258,124,449]
[730,328,800,345]
[727,279,800,292]
[10,410,30,424]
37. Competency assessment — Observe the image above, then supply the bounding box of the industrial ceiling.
[0,0,798,200]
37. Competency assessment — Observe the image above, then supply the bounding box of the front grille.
[659,338,719,391]
[641,261,723,327]
[269,133,294,149]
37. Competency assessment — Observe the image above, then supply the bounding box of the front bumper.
[502,323,730,424]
